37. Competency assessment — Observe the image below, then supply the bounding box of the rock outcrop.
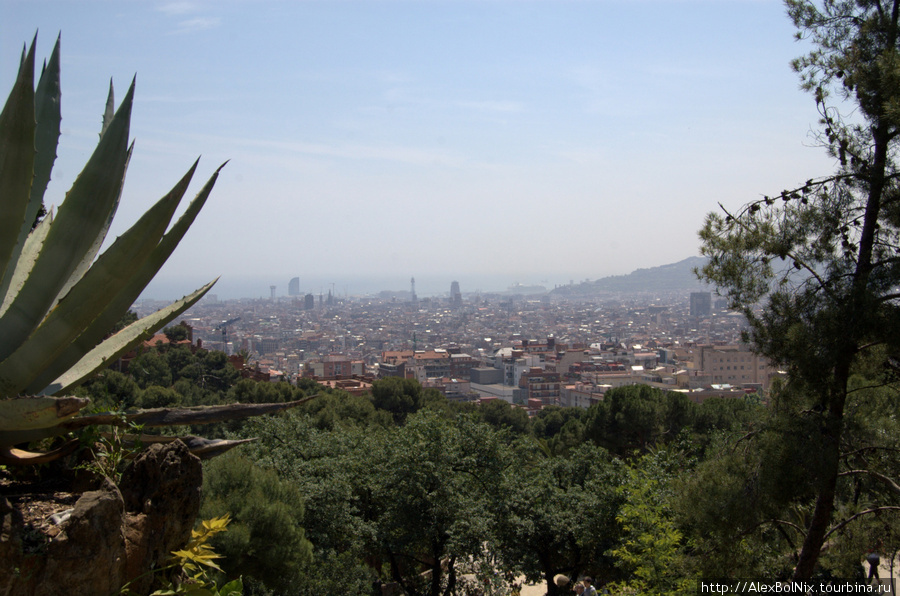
[0,440,202,596]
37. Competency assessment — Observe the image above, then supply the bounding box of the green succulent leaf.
[25,161,223,394]
[41,279,217,396]
[0,211,53,317]
[101,78,114,137]
[0,36,61,303]
[0,37,36,286]
[52,142,132,307]
[0,38,278,468]
[28,34,61,239]
[0,78,133,363]
[0,395,88,431]
[218,578,244,596]
[0,174,187,396]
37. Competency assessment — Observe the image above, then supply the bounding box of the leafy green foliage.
[581,385,757,458]
[492,441,624,595]
[477,397,531,434]
[200,453,312,592]
[194,373,829,593]
[609,449,694,596]
[376,411,508,595]
[131,351,174,391]
[80,344,243,411]
[75,416,144,483]
[145,515,243,596]
[235,408,512,596]
[119,515,242,596]
[676,366,900,580]
[164,323,191,343]
[220,412,380,595]
[370,376,427,423]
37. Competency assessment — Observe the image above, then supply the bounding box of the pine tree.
[699,0,900,579]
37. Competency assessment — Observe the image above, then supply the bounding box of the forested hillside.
[75,333,900,595]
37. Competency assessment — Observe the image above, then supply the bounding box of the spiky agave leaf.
[0,35,223,407]
[26,162,225,395]
[31,35,62,217]
[0,174,189,397]
[40,280,217,396]
[0,36,61,304]
[0,37,36,284]
[0,211,53,316]
[52,141,132,308]
[52,80,129,309]
[105,434,258,460]
[0,36,314,472]
[0,393,90,449]
[60,398,317,429]
[0,158,195,395]
[0,395,88,430]
[0,439,79,466]
[0,395,315,451]
[101,79,115,136]
[0,78,133,363]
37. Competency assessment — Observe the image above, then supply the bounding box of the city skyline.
[142,271,585,301]
[139,254,711,301]
[2,0,837,298]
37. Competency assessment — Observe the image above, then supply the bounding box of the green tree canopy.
[477,398,532,434]
[370,376,426,423]
[201,452,313,592]
[492,441,625,595]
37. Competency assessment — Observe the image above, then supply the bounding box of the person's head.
[582,576,594,586]
[573,585,585,594]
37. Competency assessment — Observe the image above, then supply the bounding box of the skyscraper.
[690,292,711,317]
[288,277,300,296]
[450,280,462,308]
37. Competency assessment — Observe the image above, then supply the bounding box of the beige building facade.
[700,345,779,390]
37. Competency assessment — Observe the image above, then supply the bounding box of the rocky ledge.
[0,441,202,596]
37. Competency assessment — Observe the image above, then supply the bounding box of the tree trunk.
[792,356,852,579]
[792,414,842,578]
[430,541,443,596]
[443,555,456,596]
[541,554,560,596]
[544,569,558,596]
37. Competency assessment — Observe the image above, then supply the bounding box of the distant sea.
[138,273,576,302]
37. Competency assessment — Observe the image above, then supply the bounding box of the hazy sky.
[1,0,836,298]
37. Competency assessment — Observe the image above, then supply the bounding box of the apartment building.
[700,344,778,390]
[378,349,451,380]
[519,367,561,406]
[307,354,365,378]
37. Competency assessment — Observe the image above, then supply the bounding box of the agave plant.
[0,36,306,465]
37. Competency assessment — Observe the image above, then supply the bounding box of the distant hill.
[552,256,711,295]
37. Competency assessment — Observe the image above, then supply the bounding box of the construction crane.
[213,317,241,351]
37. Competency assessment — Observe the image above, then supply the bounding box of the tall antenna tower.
[410,276,417,304]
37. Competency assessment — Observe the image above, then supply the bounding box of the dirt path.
[518,582,546,596]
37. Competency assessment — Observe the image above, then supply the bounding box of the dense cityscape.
[134,260,780,415]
